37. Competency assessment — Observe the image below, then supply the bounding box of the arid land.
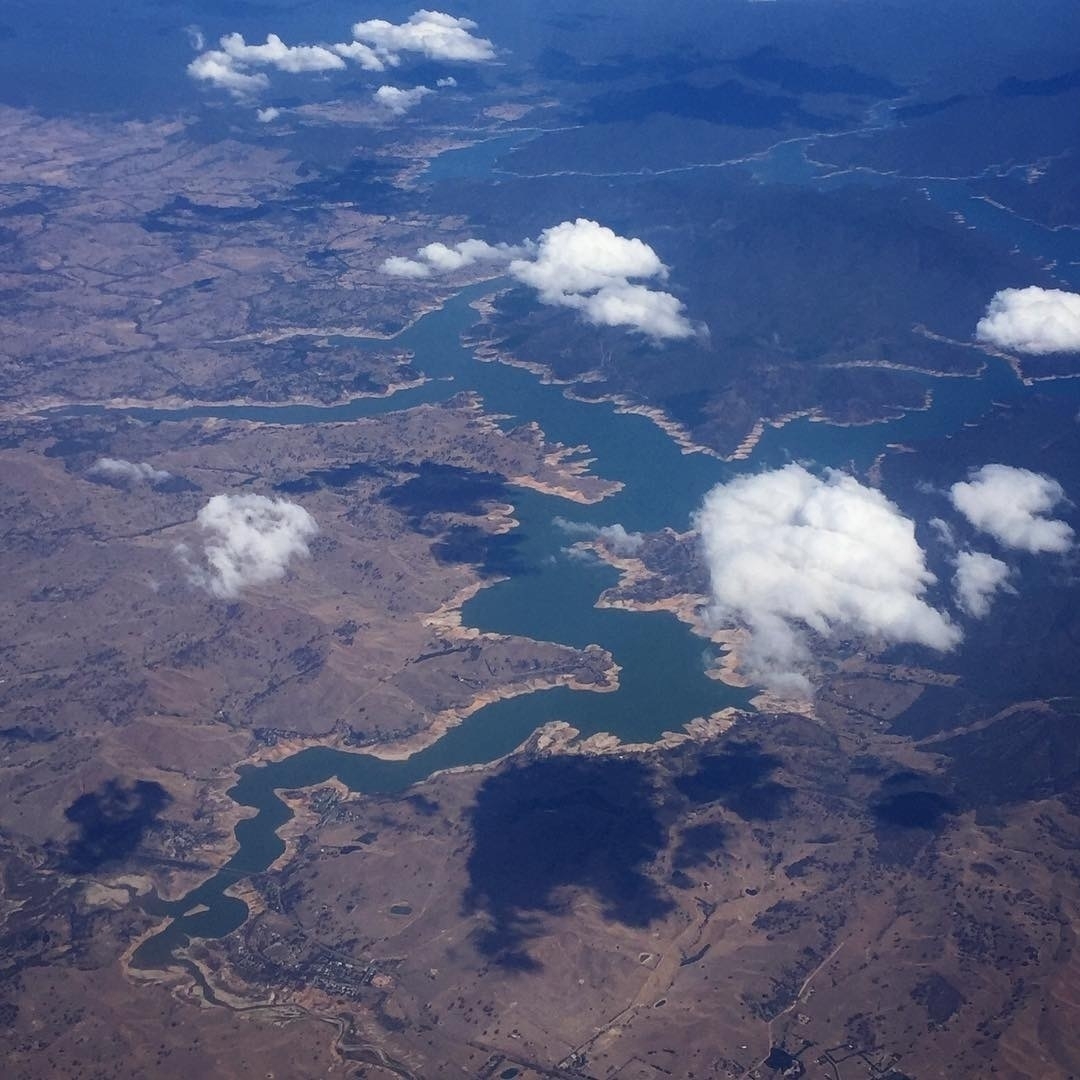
[1,46,1079,1080]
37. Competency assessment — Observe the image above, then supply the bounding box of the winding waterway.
[91,129,1080,970]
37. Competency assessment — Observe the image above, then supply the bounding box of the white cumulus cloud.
[373,84,434,116]
[929,516,956,548]
[382,218,697,341]
[421,238,526,270]
[89,457,173,486]
[382,238,533,278]
[188,11,494,101]
[188,51,270,99]
[695,464,960,695]
[256,106,281,123]
[952,550,1014,618]
[510,219,665,300]
[220,32,346,73]
[509,219,696,340]
[181,494,318,599]
[949,464,1073,554]
[351,10,495,65]
[327,40,386,70]
[381,255,436,279]
[976,286,1080,355]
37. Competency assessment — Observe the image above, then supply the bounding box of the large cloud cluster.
[696,465,959,695]
[975,286,1080,355]
[181,494,318,599]
[949,464,1074,554]
[188,10,493,100]
[383,219,697,341]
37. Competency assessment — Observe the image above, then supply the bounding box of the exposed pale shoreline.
[467,313,953,464]
[240,579,621,770]
[463,399,624,504]
[224,296,453,345]
[568,390,726,459]
[234,660,621,768]
[11,376,429,421]
[466,295,727,459]
[725,409,817,461]
[525,710,742,760]
[269,778,353,872]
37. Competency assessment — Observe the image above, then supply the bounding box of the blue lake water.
[117,127,1080,968]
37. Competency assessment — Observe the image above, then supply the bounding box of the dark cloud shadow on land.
[464,757,673,970]
[672,821,730,869]
[674,740,792,821]
[59,779,171,874]
[381,463,511,526]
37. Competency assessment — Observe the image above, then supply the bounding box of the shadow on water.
[432,525,532,578]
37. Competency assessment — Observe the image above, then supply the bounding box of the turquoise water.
[121,131,1080,968]
[424,130,542,183]
[129,284,750,966]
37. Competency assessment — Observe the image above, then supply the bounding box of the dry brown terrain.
[0,104,517,414]
[0,41,1077,1080]
[112,696,1079,1080]
[0,396,619,894]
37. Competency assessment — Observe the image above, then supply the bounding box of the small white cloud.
[949,464,1073,554]
[696,464,960,695]
[381,255,433,279]
[185,25,205,52]
[182,494,318,598]
[189,32,351,100]
[352,10,495,65]
[436,76,458,88]
[188,51,270,99]
[373,83,433,116]
[929,516,956,549]
[419,240,489,270]
[220,32,346,73]
[976,286,1080,355]
[89,457,173,486]
[952,550,1014,618]
[328,40,385,70]
[255,106,281,123]
[426,238,531,270]
[380,237,532,277]
[553,517,644,555]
